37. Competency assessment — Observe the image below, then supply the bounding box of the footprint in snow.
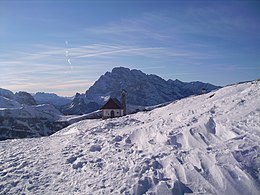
[205,117,216,134]
[166,135,182,149]
[66,156,77,164]
[89,144,102,152]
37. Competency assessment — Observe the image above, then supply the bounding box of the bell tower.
[121,89,127,116]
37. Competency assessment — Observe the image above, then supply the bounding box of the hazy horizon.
[2,66,225,96]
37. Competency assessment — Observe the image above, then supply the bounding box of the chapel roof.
[101,98,123,109]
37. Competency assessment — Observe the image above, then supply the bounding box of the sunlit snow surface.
[0,81,260,194]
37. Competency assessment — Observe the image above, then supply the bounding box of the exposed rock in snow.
[89,144,102,152]
[62,67,220,115]
[0,80,259,194]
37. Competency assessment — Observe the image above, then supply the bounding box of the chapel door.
[110,110,115,118]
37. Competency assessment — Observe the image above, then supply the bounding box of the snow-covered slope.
[0,80,259,194]
[62,67,220,115]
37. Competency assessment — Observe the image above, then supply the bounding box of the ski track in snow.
[0,81,260,194]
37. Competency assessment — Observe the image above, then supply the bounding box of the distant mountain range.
[61,67,220,115]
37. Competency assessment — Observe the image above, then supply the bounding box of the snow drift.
[0,80,259,194]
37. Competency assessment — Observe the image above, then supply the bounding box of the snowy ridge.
[0,80,259,194]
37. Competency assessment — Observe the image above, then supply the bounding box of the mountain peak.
[111,66,131,73]
[110,67,146,77]
[63,67,220,115]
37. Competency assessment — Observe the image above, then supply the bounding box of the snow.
[0,80,259,194]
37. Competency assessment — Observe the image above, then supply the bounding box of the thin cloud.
[74,46,165,59]
[163,73,197,76]
[86,13,173,43]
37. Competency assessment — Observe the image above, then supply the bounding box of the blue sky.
[0,0,259,96]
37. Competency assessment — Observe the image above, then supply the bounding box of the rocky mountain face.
[61,92,100,115]
[0,88,36,107]
[62,67,220,115]
[15,91,37,105]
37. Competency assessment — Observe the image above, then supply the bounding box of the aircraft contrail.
[65,40,73,68]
